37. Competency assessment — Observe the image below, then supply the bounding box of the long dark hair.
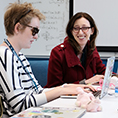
[66,12,98,55]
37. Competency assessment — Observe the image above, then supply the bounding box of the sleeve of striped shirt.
[0,47,47,113]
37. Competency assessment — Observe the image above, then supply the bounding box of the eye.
[82,27,88,30]
[73,27,79,30]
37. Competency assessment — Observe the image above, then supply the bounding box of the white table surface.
[42,94,118,118]
[11,84,118,118]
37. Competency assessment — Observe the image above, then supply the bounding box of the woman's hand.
[45,83,96,102]
[85,75,104,85]
[62,84,96,93]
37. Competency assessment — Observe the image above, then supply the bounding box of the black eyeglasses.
[73,27,91,33]
[22,24,39,36]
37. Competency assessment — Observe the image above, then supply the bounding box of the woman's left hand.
[85,75,104,85]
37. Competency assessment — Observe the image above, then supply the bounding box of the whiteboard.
[0,0,18,45]
[74,0,118,48]
[20,0,69,56]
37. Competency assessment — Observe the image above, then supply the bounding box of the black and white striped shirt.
[0,46,47,117]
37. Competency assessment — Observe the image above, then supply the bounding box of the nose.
[33,34,38,40]
[78,29,84,34]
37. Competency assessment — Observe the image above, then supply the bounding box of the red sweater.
[44,39,106,88]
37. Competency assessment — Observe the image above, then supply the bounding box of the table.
[11,93,118,118]
[41,94,118,118]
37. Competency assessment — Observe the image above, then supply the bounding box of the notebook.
[60,56,115,99]
[11,107,86,118]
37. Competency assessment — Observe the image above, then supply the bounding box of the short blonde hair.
[4,2,45,36]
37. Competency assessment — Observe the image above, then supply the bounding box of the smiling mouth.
[78,36,85,39]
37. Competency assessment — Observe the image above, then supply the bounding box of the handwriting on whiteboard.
[21,0,69,55]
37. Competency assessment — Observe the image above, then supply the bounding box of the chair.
[27,57,49,87]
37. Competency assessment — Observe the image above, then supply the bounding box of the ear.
[14,23,21,34]
[90,27,94,35]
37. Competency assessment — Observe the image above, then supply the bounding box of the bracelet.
[79,79,86,85]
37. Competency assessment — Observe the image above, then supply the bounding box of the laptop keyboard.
[92,90,101,97]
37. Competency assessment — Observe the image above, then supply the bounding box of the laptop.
[61,56,115,99]
[99,56,115,99]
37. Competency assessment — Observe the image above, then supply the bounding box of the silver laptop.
[99,56,115,99]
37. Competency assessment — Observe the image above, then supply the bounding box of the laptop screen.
[99,56,115,99]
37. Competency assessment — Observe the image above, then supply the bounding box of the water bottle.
[115,80,118,97]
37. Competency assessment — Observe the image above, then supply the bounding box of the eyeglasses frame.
[73,26,91,33]
[21,23,40,36]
